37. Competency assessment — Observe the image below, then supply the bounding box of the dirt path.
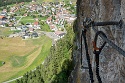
[3,76,23,83]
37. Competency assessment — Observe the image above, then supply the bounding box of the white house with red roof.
[0,16,7,27]
[46,17,52,24]
[49,24,57,31]
[33,21,40,29]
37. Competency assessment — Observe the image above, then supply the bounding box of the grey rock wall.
[69,0,125,83]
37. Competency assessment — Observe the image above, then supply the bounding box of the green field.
[0,28,13,36]
[41,22,51,32]
[39,16,48,21]
[20,16,35,24]
[15,17,21,21]
[0,36,52,82]
[19,16,48,25]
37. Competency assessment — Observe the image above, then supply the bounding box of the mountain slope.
[69,0,125,83]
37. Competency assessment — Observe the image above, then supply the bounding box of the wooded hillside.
[0,0,32,7]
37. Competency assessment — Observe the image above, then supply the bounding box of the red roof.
[34,21,39,25]
[50,25,55,29]
[55,19,59,22]
[47,17,52,21]
[55,31,64,35]
[0,16,5,19]
[29,28,34,31]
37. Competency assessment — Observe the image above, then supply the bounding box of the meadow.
[0,36,52,82]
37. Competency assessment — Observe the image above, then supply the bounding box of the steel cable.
[93,31,107,83]
[81,19,125,83]
[92,26,125,57]
[81,29,94,83]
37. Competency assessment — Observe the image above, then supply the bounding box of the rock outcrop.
[69,0,125,83]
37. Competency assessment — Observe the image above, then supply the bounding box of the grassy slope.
[0,28,13,36]
[0,36,52,82]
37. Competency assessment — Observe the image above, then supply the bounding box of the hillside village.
[0,0,76,40]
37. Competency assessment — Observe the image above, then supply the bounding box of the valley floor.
[0,36,52,82]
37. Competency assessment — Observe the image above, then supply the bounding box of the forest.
[16,22,75,83]
[0,0,32,7]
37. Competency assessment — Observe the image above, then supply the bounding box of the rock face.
[69,0,125,83]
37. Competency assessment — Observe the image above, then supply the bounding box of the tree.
[21,22,24,25]
[16,79,20,83]
[33,15,36,18]
[5,23,9,27]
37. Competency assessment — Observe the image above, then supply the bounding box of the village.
[0,0,76,40]
[0,0,77,82]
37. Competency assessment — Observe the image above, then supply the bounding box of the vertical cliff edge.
[69,0,125,83]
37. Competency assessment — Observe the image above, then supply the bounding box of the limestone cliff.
[69,0,125,83]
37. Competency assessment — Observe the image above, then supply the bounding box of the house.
[31,7,36,11]
[54,19,59,24]
[22,25,28,29]
[19,31,25,36]
[9,23,14,27]
[33,21,40,29]
[16,26,22,30]
[54,31,66,38]
[22,25,28,31]
[22,33,30,39]
[9,17,16,21]
[46,17,52,24]
[23,13,27,16]
[22,35,29,39]
[69,17,76,21]
[34,21,39,26]
[37,6,43,12]
[51,8,55,12]
[50,24,57,31]
[0,12,7,16]
[0,16,7,21]
[31,32,38,38]
[29,27,34,32]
